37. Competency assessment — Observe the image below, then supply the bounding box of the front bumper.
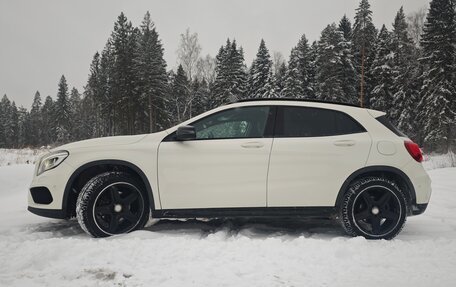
[28,161,74,215]
[27,206,66,219]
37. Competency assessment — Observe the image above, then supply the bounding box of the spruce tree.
[10,102,19,148]
[135,11,169,132]
[283,47,304,98]
[274,62,288,97]
[29,91,42,146]
[0,95,12,147]
[41,96,55,145]
[370,25,394,112]
[84,52,103,137]
[295,35,315,98]
[55,75,71,143]
[339,15,353,42]
[111,12,137,135]
[248,39,274,98]
[339,15,357,104]
[17,106,30,147]
[352,0,377,107]
[419,0,456,151]
[69,87,83,141]
[316,24,346,102]
[212,39,248,105]
[170,65,190,124]
[390,7,418,137]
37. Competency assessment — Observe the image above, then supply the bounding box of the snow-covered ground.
[0,148,46,167]
[0,163,455,286]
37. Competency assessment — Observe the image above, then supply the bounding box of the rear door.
[267,106,372,207]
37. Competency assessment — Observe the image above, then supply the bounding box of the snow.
[1,164,456,286]
[0,148,45,167]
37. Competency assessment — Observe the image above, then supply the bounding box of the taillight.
[404,140,423,162]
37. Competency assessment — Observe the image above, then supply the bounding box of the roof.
[236,98,361,108]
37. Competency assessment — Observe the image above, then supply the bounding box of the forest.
[0,0,455,152]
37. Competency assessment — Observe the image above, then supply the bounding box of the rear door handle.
[333,140,356,147]
[241,142,264,148]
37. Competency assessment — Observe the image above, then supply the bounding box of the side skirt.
[152,206,338,219]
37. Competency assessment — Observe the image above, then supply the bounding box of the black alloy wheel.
[76,171,150,237]
[93,182,145,235]
[341,177,407,240]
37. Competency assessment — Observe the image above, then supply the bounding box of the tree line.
[1,0,455,152]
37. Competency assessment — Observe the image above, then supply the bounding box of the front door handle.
[333,140,356,147]
[241,142,264,148]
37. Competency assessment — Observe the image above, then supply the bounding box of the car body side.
[28,100,432,219]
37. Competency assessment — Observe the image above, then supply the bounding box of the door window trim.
[163,105,277,142]
[274,105,367,138]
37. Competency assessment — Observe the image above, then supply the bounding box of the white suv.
[28,99,431,239]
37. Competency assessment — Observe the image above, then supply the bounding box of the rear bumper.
[410,203,428,216]
[27,206,67,219]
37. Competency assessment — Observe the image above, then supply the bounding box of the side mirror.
[176,125,196,141]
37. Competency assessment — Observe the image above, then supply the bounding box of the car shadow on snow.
[144,217,347,239]
[29,219,85,237]
[28,217,346,239]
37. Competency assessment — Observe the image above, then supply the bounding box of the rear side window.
[275,106,366,137]
[376,115,407,137]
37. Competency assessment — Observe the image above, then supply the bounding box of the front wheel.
[76,171,150,237]
[341,177,407,240]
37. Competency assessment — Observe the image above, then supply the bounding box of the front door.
[158,106,274,209]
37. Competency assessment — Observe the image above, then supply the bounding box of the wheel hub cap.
[114,204,122,213]
[371,206,380,215]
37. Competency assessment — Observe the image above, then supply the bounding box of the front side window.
[192,106,271,140]
[276,106,366,137]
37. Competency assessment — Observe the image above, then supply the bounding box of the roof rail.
[236,97,361,108]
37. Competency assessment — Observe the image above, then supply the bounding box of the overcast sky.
[0,0,429,108]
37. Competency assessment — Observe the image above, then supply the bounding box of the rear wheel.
[341,177,407,240]
[76,171,149,237]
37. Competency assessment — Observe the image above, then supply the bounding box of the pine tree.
[370,25,394,112]
[352,0,378,107]
[248,39,274,98]
[419,0,456,151]
[55,75,71,143]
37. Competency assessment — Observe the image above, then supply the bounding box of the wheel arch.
[63,160,155,218]
[335,165,416,209]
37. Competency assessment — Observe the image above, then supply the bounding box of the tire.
[76,171,150,237]
[340,177,407,240]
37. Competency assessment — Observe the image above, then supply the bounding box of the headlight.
[37,151,69,176]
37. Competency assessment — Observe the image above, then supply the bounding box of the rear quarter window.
[376,115,407,137]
